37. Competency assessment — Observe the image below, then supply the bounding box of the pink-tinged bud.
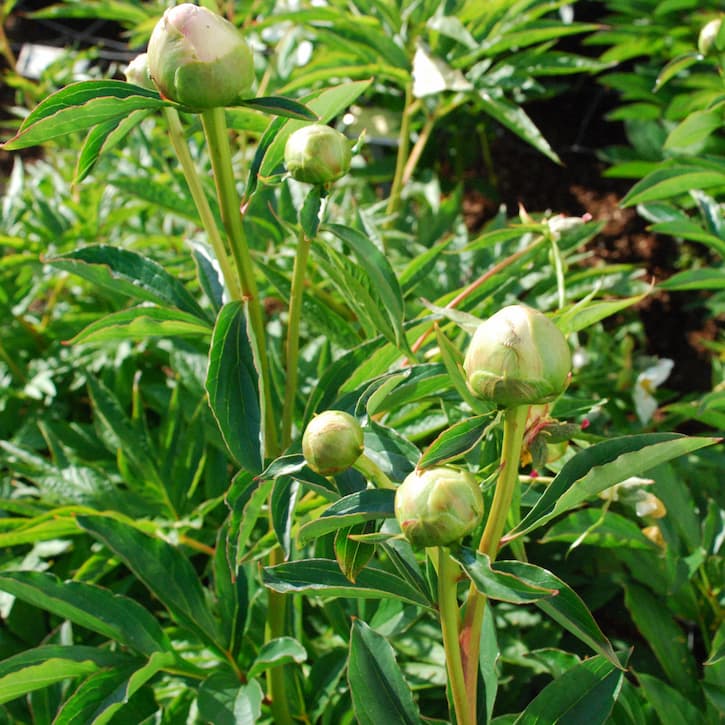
[124,53,155,91]
[395,467,483,549]
[284,124,352,184]
[147,4,254,109]
[302,411,364,476]
[464,305,571,408]
[698,18,722,56]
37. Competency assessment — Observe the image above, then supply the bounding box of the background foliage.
[0,0,722,723]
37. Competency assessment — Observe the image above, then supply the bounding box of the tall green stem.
[460,405,528,723]
[200,106,278,456]
[438,548,472,725]
[386,83,413,220]
[163,107,241,301]
[353,454,395,490]
[281,231,311,449]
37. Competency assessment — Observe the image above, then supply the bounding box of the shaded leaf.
[0,571,170,657]
[512,434,720,537]
[77,514,222,650]
[263,559,433,608]
[205,302,262,474]
[348,619,422,725]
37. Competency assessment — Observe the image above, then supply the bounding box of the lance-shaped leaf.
[298,489,395,545]
[0,571,171,657]
[198,673,264,725]
[0,646,136,705]
[240,96,317,121]
[53,650,176,725]
[325,223,410,354]
[247,637,307,679]
[263,559,433,608]
[511,433,720,538]
[453,548,557,604]
[348,620,422,725]
[514,653,626,724]
[69,306,212,345]
[77,515,222,651]
[1,80,169,150]
[206,302,263,474]
[45,245,207,319]
[418,414,492,468]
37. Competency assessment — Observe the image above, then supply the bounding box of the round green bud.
[698,18,722,56]
[395,467,483,549]
[464,304,571,408]
[124,53,156,91]
[147,3,254,109]
[302,411,364,476]
[284,124,352,184]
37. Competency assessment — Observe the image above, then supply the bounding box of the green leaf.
[495,560,619,666]
[419,415,492,468]
[324,223,409,353]
[541,509,658,551]
[654,52,701,91]
[512,434,720,537]
[514,654,625,724]
[648,220,725,257]
[0,571,170,656]
[664,105,725,152]
[75,109,152,182]
[455,549,618,666]
[335,521,377,582]
[240,96,317,121]
[659,268,725,291]
[348,619,422,725]
[553,292,649,335]
[0,658,100,705]
[636,673,706,725]
[53,651,175,725]
[298,489,395,545]
[1,80,169,150]
[454,549,557,604]
[247,637,307,679]
[205,302,262,474]
[263,559,434,608]
[476,91,560,164]
[77,514,222,650]
[46,245,207,319]
[624,583,700,702]
[198,673,263,725]
[68,306,212,345]
[621,165,725,206]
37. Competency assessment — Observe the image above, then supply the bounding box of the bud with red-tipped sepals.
[395,467,483,549]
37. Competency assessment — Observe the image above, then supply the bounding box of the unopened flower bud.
[698,18,722,56]
[302,411,364,476]
[124,53,155,91]
[284,124,351,184]
[463,305,571,408]
[147,4,254,109]
[395,467,483,549]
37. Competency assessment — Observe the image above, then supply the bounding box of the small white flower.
[633,358,674,424]
[599,476,654,502]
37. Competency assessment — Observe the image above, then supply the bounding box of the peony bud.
[124,53,156,91]
[395,467,483,549]
[147,4,254,109]
[698,18,722,56]
[284,124,352,184]
[302,410,364,476]
[463,305,571,408]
